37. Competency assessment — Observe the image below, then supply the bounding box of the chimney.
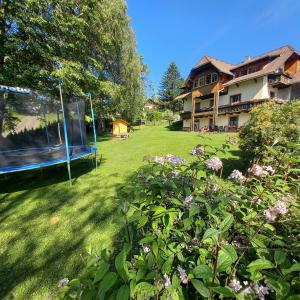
[245,55,252,62]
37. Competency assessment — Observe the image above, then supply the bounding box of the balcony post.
[191,95,195,131]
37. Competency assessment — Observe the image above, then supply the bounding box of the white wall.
[184,96,192,111]
[219,76,269,106]
[183,119,191,128]
[199,98,213,109]
[216,112,250,127]
[277,87,291,100]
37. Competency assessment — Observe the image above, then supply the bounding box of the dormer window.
[193,79,198,88]
[211,72,218,83]
[206,74,211,85]
[199,76,205,86]
[248,66,257,74]
[240,69,248,76]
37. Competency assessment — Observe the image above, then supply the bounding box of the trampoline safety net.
[0,86,96,173]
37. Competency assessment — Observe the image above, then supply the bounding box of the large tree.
[0,0,145,133]
[158,62,184,112]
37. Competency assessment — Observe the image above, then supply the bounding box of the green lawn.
[0,125,241,299]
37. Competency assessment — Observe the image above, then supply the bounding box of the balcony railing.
[268,74,291,87]
[195,107,213,114]
[218,100,265,114]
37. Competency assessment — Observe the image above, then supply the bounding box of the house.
[176,45,300,131]
[112,119,128,136]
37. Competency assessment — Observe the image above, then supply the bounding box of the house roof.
[193,55,235,75]
[231,45,295,69]
[224,45,295,86]
[291,69,300,84]
[113,119,128,125]
[174,92,192,100]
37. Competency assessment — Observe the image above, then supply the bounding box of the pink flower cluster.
[249,164,276,177]
[229,279,272,299]
[264,195,292,222]
[184,195,194,208]
[177,266,188,284]
[228,169,246,183]
[205,156,223,171]
[163,274,171,288]
[190,146,205,156]
[153,154,185,166]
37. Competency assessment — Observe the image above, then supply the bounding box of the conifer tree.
[158,62,184,112]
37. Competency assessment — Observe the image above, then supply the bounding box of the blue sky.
[126,0,300,94]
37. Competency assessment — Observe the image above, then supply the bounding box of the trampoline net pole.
[89,94,98,169]
[59,84,72,186]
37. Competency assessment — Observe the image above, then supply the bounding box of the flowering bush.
[61,141,299,299]
[239,101,300,165]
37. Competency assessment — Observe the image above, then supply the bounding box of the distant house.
[175,45,300,131]
[143,99,164,111]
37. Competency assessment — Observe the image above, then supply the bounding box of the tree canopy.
[0,0,146,124]
[158,62,184,112]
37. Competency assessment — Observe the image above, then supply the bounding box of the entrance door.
[209,118,213,131]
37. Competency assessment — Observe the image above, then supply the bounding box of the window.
[240,69,248,76]
[210,99,214,107]
[230,94,241,104]
[195,102,201,112]
[229,116,238,127]
[206,74,211,85]
[270,91,275,99]
[248,66,257,74]
[199,76,205,86]
[211,72,218,83]
[193,79,198,88]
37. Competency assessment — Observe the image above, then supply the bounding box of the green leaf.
[217,249,233,272]
[274,250,286,265]
[152,241,158,258]
[212,286,235,297]
[134,282,155,298]
[202,228,218,242]
[115,244,130,282]
[116,284,130,300]
[266,277,290,298]
[221,245,238,263]
[247,258,274,271]
[137,215,148,229]
[282,263,300,275]
[93,261,110,283]
[191,279,210,298]
[220,214,234,232]
[161,254,174,274]
[189,205,200,217]
[192,265,213,280]
[152,206,166,217]
[98,272,118,300]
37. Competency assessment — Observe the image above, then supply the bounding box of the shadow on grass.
[0,156,105,193]
[0,155,125,299]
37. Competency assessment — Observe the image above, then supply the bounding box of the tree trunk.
[0,98,5,137]
[0,0,8,75]
[97,117,106,133]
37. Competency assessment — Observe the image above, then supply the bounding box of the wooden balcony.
[218,99,266,115]
[268,74,291,88]
[194,107,213,115]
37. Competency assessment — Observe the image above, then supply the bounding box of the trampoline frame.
[0,84,98,185]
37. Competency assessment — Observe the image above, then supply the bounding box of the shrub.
[146,111,163,124]
[61,140,300,299]
[167,120,183,131]
[239,101,300,165]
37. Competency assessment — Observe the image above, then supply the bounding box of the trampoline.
[0,84,97,185]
